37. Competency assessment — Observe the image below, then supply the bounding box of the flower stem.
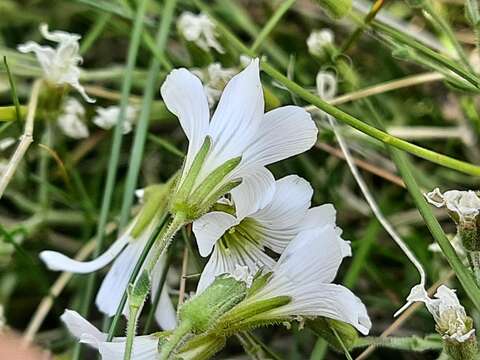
[159,320,192,360]
[468,252,480,285]
[123,304,141,360]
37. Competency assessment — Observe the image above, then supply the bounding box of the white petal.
[99,336,159,360]
[160,68,210,173]
[150,257,177,330]
[300,204,337,230]
[95,237,146,316]
[61,310,106,345]
[193,211,237,257]
[273,284,371,335]
[17,42,56,75]
[39,24,81,43]
[241,105,318,168]
[196,245,231,293]
[230,166,276,220]
[61,310,159,360]
[40,234,129,273]
[207,59,264,166]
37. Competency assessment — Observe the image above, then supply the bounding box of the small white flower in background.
[39,193,176,331]
[17,24,94,103]
[426,188,480,223]
[193,175,342,292]
[177,12,224,53]
[307,29,334,57]
[61,310,159,360]
[0,137,16,151]
[163,58,317,222]
[316,71,337,101]
[0,304,5,331]
[57,98,89,139]
[193,63,237,107]
[93,105,137,134]
[234,226,371,334]
[406,285,475,342]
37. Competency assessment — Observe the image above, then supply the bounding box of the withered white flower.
[164,59,318,224]
[93,105,137,134]
[307,29,334,57]
[177,12,224,53]
[406,285,475,342]
[40,191,176,330]
[230,226,371,334]
[62,310,159,360]
[0,137,16,151]
[426,188,480,222]
[57,98,89,139]
[18,24,94,103]
[193,175,338,292]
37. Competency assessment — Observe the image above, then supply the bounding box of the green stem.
[194,0,480,177]
[118,0,178,230]
[250,0,296,53]
[123,304,141,360]
[159,320,192,360]
[422,1,471,69]
[80,13,111,55]
[77,0,150,351]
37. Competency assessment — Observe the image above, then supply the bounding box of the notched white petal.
[192,211,237,257]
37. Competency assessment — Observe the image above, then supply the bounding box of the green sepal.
[444,336,479,360]
[131,184,168,238]
[198,178,242,215]
[315,0,352,19]
[128,271,151,309]
[307,317,359,352]
[178,334,227,360]
[216,296,291,335]
[174,136,212,202]
[246,271,273,298]
[189,156,242,205]
[179,274,247,334]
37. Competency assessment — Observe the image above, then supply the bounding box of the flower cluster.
[40,56,371,359]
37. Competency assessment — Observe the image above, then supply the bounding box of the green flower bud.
[315,0,352,19]
[459,220,480,252]
[307,317,359,351]
[179,274,248,333]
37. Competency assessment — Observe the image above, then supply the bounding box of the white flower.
[0,137,16,151]
[61,310,159,360]
[162,59,317,222]
[18,24,94,103]
[93,105,137,134]
[426,188,480,222]
[40,207,176,330]
[0,304,5,331]
[193,63,237,107]
[239,226,371,335]
[193,175,338,292]
[307,29,334,57]
[177,12,224,53]
[316,71,337,101]
[406,285,475,342]
[57,98,89,139]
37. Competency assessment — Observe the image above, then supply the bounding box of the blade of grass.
[3,57,22,124]
[73,0,150,357]
[80,13,111,55]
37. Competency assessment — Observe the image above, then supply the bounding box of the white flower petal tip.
[57,98,89,139]
[425,188,480,222]
[40,234,129,274]
[230,265,254,287]
[18,24,94,103]
[177,12,224,53]
[307,29,334,57]
[61,310,159,360]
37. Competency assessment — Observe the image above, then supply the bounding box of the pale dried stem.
[0,79,42,200]
[178,246,189,308]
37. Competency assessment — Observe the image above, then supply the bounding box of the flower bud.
[315,0,352,19]
[179,274,248,333]
[444,335,478,360]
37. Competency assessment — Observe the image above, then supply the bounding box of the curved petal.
[207,59,264,168]
[271,284,371,335]
[160,68,210,173]
[230,166,276,220]
[251,175,313,253]
[95,237,146,315]
[40,233,129,274]
[61,310,106,344]
[242,105,318,168]
[150,256,177,330]
[300,204,336,230]
[192,211,237,257]
[17,42,56,75]
[196,246,232,293]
